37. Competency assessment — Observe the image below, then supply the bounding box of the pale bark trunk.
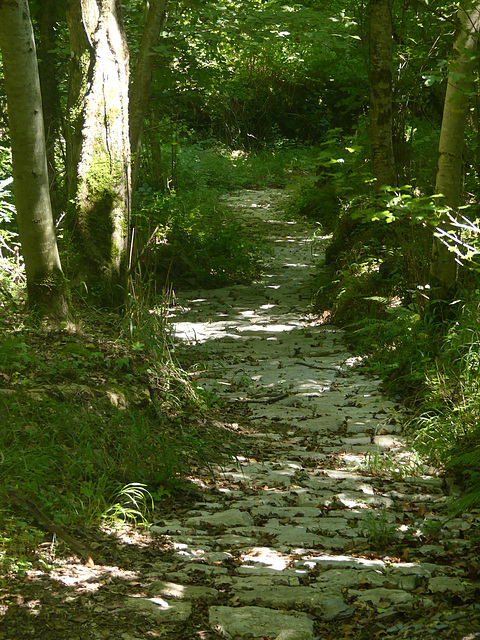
[0,0,69,321]
[130,0,167,195]
[431,2,480,291]
[369,0,396,190]
[66,0,131,306]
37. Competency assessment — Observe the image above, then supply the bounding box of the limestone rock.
[209,605,314,639]
[123,596,192,621]
[186,509,254,528]
[428,576,468,594]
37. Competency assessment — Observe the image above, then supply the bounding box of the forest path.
[8,190,478,640]
[157,189,480,639]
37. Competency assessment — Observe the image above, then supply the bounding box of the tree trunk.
[130,0,168,196]
[0,0,70,322]
[35,0,63,222]
[66,0,131,307]
[369,0,396,190]
[430,2,480,291]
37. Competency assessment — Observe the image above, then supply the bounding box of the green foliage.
[286,129,368,231]
[355,186,447,226]
[348,306,438,397]
[0,517,45,576]
[105,483,154,526]
[0,302,244,542]
[0,176,24,300]
[360,508,396,549]
[400,293,480,511]
[143,1,366,147]
[362,449,423,479]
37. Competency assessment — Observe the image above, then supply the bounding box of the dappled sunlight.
[2,190,476,640]
[241,547,290,571]
[161,192,478,637]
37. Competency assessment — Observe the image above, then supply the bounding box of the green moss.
[27,267,71,322]
[32,266,68,293]
[75,140,126,276]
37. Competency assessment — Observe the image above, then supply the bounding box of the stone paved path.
[146,190,480,639]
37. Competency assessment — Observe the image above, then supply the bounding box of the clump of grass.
[105,483,155,527]
[359,507,397,549]
[362,449,423,479]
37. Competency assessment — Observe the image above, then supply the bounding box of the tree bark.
[369,0,396,190]
[0,0,70,322]
[430,2,480,291]
[65,0,131,306]
[130,0,168,196]
[35,0,63,222]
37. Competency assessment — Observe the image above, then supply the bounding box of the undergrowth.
[0,296,245,570]
[132,187,263,289]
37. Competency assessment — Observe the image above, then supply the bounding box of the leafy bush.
[286,130,367,231]
[132,185,264,289]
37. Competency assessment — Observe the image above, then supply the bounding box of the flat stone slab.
[209,605,314,639]
[231,585,355,622]
[276,631,313,640]
[231,574,300,588]
[314,568,387,590]
[322,596,355,621]
[123,596,192,621]
[148,581,219,602]
[234,585,324,612]
[186,509,254,528]
[275,527,347,549]
[428,576,469,594]
[215,534,258,547]
[349,587,414,607]
[250,505,322,518]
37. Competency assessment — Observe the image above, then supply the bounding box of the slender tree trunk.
[66,0,131,307]
[430,2,480,291]
[35,0,63,221]
[130,0,167,196]
[369,0,396,190]
[0,0,70,321]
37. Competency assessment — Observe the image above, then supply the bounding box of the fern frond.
[448,448,480,468]
[451,489,480,513]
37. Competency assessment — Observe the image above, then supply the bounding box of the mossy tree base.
[28,267,72,324]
